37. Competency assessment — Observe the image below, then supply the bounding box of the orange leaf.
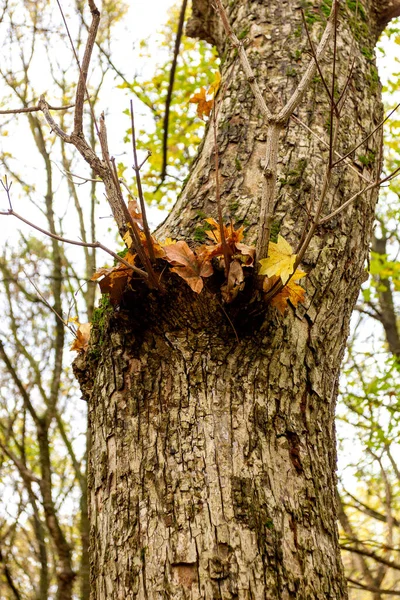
[128,198,142,226]
[270,275,306,314]
[138,231,165,258]
[263,274,280,294]
[70,323,91,353]
[286,278,306,307]
[189,87,214,120]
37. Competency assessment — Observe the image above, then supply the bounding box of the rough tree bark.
[74,0,400,598]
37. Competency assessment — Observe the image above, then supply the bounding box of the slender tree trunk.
[74,0,400,597]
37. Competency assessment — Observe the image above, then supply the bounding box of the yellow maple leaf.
[259,235,296,284]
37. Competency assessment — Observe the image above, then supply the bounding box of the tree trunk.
[74,0,400,598]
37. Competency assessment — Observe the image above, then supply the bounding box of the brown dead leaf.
[91,252,137,305]
[164,240,213,293]
[221,260,245,303]
[262,274,280,294]
[70,323,91,353]
[235,242,255,266]
[203,218,253,267]
[204,218,244,245]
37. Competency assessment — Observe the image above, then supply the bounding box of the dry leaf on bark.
[204,218,244,244]
[138,231,165,258]
[221,260,245,303]
[91,252,137,305]
[203,218,254,265]
[163,240,213,293]
[70,322,91,353]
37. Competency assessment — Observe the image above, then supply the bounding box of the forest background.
[0,0,399,598]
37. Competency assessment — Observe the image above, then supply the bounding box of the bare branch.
[159,0,188,185]
[348,577,400,596]
[342,545,400,571]
[333,100,400,168]
[55,0,101,141]
[0,440,41,485]
[300,9,337,114]
[73,0,100,135]
[0,208,148,279]
[0,101,77,115]
[38,96,71,142]
[212,108,231,276]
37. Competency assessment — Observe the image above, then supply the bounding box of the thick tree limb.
[374,0,400,36]
[73,0,100,135]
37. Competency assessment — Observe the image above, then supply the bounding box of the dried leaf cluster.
[88,218,305,318]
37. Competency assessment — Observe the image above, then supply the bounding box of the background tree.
[0,1,127,598]
[337,26,400,596]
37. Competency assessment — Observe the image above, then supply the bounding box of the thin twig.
[0,208,148,278]
[74,0,100,135]
[0,176,12,209]
[130,100,155,261]
[97,112,158,283]
[319,163,400,224]
[290,114,371,183]
[38,96,71,142]
[22,269,76,336]
[347,578,400,596]
[336,0,358,114]
[333,100,400,168]
[55,0,101,140]
[51,160,102,184]
[300,9,337,115]
[329,0,338,168]
[276,0,337,123]
[0,101,77,115]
